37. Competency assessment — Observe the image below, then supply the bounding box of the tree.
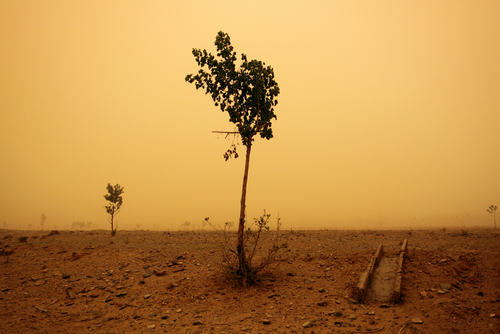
[487,205,497,229]
[104,183,124,236]
[40,213,46,231]
[186,31,280,285]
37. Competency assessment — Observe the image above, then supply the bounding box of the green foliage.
[186,32,281,286]
[185,31,280,148]
[104,183,124,236]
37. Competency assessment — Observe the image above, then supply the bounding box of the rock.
[144,294,151,299]
[160,321,168,326]
[348,315,357,320]
[115,292,127,297]
[490,314,496,318]
[147,324,155,329]
[263,319,271,325]
[143,272,152,278]
[193,320,203,325]
[440,283,452,291]
[411,318,423,324]
[420,291,428,297]
[437,290,446,294]
[368,311,375,315]
[317,301,328,306]
[330,311,343,317]
[302,321,312,328]
[62,273,70,279]
[379,304,390,308]
[319,288,325,293]
[347,298,358,304]
[155,270,166,276]
[176,308,182,313]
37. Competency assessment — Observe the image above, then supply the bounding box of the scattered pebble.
[263,319,271,325]
[411,318,423,324]
[302,321,312,328]
[144,294,151,299]
[147,324,155,329]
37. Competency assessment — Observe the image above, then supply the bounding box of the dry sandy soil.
[1,228,499,333]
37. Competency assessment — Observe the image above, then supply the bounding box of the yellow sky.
[1,1,499,230]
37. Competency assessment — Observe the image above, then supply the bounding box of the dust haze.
[1,1,499,231]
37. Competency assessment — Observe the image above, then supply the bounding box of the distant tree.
[487,205,497,229]
[104,183,124,236]
[181,221,191,231]
[40,213,46,231]
[186,31,280,286]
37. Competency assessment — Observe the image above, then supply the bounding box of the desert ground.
[1,228,499,333]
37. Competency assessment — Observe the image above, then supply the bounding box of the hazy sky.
[1,1,499,230]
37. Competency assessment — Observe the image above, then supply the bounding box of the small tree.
[186,31,280,285]
[40,213,46,231]
[104,183,124,236]
[487,205,497,229]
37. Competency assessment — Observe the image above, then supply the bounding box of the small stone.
[490,314,496,318]
[440,283,452,291]
[116,292,127,297]
[62,273,70,279]
[437,290,446,294]
[263,319,271,325]
[144,294,151,299]
[330,311,343,317]
[155,271,166,276]
[348,315,357,320]
[160,321,168,326]
[368,311,375,315]
[348,298,358,304]
[193,320,202,325]
[176,308,182,313]
[420,291,427,297]
[143,272,152,278]
[380,304,390,308]
[147,324,155,329]
[302,321,312,328]
[335,299,341,304]
[411,318,423,324]
[319,288,325,293]
[317,301,328,306]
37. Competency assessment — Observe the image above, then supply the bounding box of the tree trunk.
[237,144,252,285]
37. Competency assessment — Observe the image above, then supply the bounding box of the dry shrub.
[206,210,287,285]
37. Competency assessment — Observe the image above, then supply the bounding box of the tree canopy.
[185,31,280,147]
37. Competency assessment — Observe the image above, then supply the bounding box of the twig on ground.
[354,326,385,333]
[212,315,252,325]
